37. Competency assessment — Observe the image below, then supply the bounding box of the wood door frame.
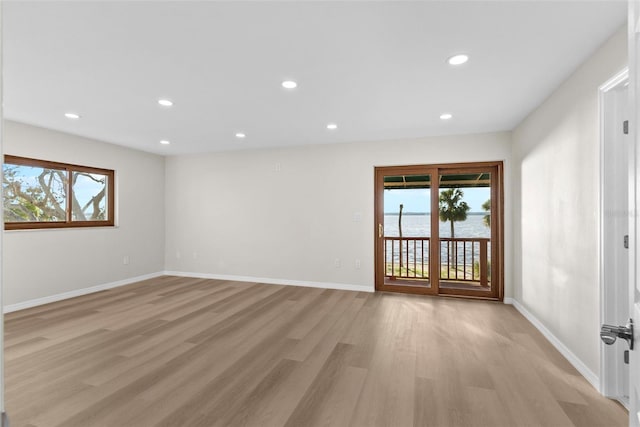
[374,165,438,295]
[374,161,504,301]
[437,163,503,300]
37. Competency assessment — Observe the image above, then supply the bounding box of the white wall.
[512,27,627,379]
[2,121,166,307]
[165,132,512,295]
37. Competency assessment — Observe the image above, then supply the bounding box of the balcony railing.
[384,236,490,287]
[384,237,430,280]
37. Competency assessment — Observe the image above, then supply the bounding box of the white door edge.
[627,1,640,425]
[598,67,630,403]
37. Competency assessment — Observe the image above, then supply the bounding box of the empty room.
[0,0,638,426]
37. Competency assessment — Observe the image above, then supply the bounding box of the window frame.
[3,155,115,230]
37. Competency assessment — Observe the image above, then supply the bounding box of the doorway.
[374,161,503,300]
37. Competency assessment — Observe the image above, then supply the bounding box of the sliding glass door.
[375,162,503,300]
[375,166,438,295]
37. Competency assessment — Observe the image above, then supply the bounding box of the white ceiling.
[3,1,627,155]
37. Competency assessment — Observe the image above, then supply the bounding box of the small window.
[3,155,115,230]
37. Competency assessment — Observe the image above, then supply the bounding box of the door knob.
[600,318,634,350]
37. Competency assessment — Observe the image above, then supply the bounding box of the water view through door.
[382,171,435,292]
[375,162,503,299]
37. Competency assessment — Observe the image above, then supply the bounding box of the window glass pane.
[72,171,108,221]
[3,164,68,222]
[438,172,491,291]
[383,174,432,287]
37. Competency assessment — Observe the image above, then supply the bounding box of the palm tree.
[482,199,491,227]
[439,188,470,266]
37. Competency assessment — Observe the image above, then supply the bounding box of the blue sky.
[384,187,490,213]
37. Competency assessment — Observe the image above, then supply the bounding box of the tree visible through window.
[3,155,115,229]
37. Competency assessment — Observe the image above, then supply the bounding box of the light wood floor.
[5,276,628,427]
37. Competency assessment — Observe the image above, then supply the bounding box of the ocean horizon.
[384,211,485,215]
[384,212,490,239]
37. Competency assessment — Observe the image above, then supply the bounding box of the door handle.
[378,224,384,238]
[600,318,634,350]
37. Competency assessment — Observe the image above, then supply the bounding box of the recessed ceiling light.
[235,132,246,139]
[160,140,171,145]
[326,123,338,130]
[282,80,298,89]
[64,112,80,119]
[158,99,173,107]
[447,54,469,66]
[440,113,453,120]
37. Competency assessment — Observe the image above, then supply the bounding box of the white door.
[629,1,640,425]
[0,1,6,424]
[601,69,630,407]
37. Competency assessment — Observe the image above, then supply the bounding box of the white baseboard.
[504,298,600,392]
[4,272,165,313]
[4,270,372,314]
[163,270,374,294]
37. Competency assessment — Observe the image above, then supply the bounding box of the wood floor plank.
[4,276,629,427]
[218,358,302,427]
[286,291,357,361]
[283,343,365,427]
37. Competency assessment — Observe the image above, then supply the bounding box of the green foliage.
[473,260,492,280]
[439,188,470,265]
[482,199,491,227]
[438,188,470,238]
[3,165,67,222]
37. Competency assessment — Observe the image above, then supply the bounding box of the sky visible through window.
[384,187,490,213]
[5,164,101,201]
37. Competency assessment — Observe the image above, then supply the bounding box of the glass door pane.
[438,171,493,295]
[382,173,432,289]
